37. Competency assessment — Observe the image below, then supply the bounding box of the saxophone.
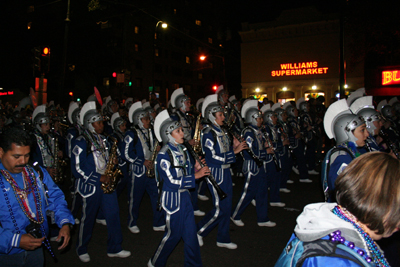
[102,135,123,194]
[193,114,202,154]
[146,140,159,178]
[52,136,66,183]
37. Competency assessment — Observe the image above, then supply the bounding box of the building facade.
[239,6,364,104]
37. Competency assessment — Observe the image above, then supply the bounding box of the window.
[173,83,180,89]
[195,20,201,26]
[134,43,141,52]
[103,77,110,86]
[198,73,203,79]
[155,48,159,57]
[208,37,212,44]
[134,26,139,34]
[185,56,190,64]
[27,22,32,30]
[173,8,177,14]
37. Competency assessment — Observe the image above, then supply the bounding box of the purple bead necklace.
[332,205,389,267]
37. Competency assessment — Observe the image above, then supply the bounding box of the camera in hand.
[25,222,42,238]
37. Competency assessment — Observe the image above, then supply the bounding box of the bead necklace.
[83,129,107,156]
[0,167,56,259]
[0,167,44,224]
[332,205,389,267]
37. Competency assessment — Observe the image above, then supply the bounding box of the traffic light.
[128,81,132,86]
[112,72,117,78]
[40,46,50,74]
[69,92,73,96]
[212,85,218,91]
[32,47,41,72]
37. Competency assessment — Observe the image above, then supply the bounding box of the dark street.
[45,171,324,266]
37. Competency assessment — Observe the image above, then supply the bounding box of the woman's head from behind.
[335,152,400,239]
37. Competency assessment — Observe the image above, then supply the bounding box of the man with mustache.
[0,127,74,267]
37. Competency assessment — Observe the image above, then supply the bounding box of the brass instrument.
[52,136,66,183]
[380,129,400,159]
[146,140,159,178]
[102,135,123,193]
[193,114,202,154]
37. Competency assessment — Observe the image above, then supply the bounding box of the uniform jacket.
[0,163,73,255]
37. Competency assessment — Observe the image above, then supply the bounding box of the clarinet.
[262,127,281,172]
[183,141,227,200]
[379,130,400,159]
[225,124,263,167]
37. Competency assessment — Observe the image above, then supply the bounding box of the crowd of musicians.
[1,85,400,266]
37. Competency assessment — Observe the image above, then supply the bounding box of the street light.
[255,88,260,93]
[153,21,168,99]
[282,87,287,91]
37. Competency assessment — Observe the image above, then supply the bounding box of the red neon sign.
[271,61,328,77]
[382,70,400,85]
[0,91,14,96]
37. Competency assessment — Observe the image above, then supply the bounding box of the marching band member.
[71,101,130,262]
[148,110,210,267]
[66,102,83,224]
[284,102,312,183]
[231,100,276,227]
[31,105,62,181]
[296,98,319,175]
[109,112,129,197]
[322,99,369,202]
[196,94,247,249]
[350,96,384,152]
[121,101,165,234]
[261,104,285,207]
[170,88,204,216]
[272,103,292,193]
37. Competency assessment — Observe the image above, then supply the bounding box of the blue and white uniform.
[122,126,164,229]
[149,143,201,267]
[231,125,270,223]
[197,124,236,243]
[263,123,283,203]
[71,133,123,255]
[288,116,310,181]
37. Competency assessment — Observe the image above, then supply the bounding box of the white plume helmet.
[125,97,133,107]
[241,99,258,118]
[349,96,374,114]
[346,90,365,107]
[110,112,124,130]
[68,102,80,124]
[154,109,181,144]
[260,103,271,114]
[355,87,366,95]
[142,101,151,111]
[128,101,144,124]
[271,103,281,112]
[323,99,351,140]
[80,101,97,126]
[171,88,189,111]
[215,85,225,95]
[17,97,33,111]
[377,100,388,112]
[87,94,97,103]
[202,94,223,123]
[296,97,306,110]
[196,98,204,112]
[229,95,237,103]
[282,102,293,110]
[32,104,47,124]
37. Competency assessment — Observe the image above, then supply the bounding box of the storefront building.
[239,6,364,104]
